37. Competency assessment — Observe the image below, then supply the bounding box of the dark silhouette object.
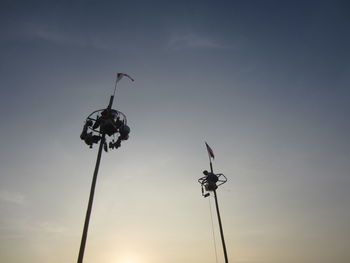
[79,106,130,150]
[198,153,229,263]
[77,95,130,263]
[199,170,226,194]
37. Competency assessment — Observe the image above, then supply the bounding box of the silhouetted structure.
[198,143,229,263]
[77,74,132,263]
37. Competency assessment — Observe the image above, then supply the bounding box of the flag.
[205,142,215,159]
[116,73,135,82]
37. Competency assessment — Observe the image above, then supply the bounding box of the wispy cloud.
[0,190,28,205]
[167,33,230,50]
[38,221,68,234]
[12,22,115,51]
[0,217,69,240]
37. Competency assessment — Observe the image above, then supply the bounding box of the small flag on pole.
[205,142,215,160]
[116,73,135,82]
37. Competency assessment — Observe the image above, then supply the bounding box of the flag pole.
[113,76,118,98]
[209,158,213,174]
[109,76,119,110]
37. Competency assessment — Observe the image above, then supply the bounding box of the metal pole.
[213,189,229,263]
[77,134,105,263]
[108,95,114,110]
[210,161,213,173]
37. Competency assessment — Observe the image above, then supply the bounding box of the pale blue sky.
[1,1,350,263]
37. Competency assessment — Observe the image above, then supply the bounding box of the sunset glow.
[1,1,350,263]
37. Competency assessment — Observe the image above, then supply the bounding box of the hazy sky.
[1,1,350,263]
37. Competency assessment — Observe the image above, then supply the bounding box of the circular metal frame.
[85,108,127,135]
[198,173,227,197]
[80,108,129,150]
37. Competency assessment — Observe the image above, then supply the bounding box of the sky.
[1,0,350,262]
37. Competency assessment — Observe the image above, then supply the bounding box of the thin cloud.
[0,190,27,205]
[0,217,69,239]
[38,221,68,234]
[167,33,229,50]
[17,22,115,51]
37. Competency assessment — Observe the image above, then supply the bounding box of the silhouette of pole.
[199,142,228,263]
[213,189,229,263]
[210,159,229,263]
[77,74,133,263]
[77,134,105,263]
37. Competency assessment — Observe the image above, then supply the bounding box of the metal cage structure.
[198,171,227,197]
[77,88,131,263]
[80,107,129,151]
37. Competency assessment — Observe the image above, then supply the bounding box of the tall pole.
[213,189,229,263]
[77,73,133,263]
[200,142,229,262]
[77,134,105,263]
